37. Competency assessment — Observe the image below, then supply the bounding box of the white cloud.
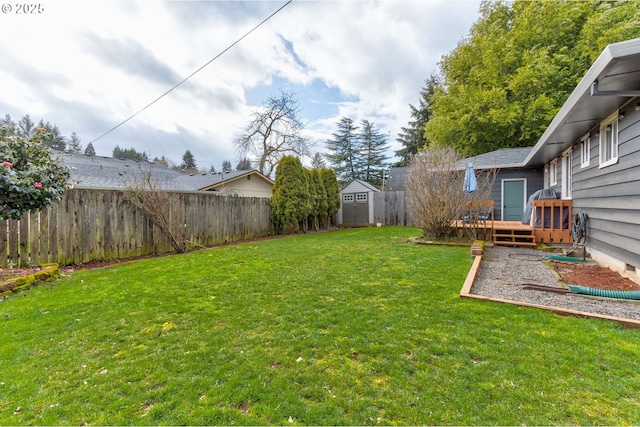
[0,0,480,170]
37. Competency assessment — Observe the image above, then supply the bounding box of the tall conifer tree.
[358,119,389,187]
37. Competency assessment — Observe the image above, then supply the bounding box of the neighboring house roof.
[461,147,534,170]
[173,169,274,192]
[524,37,640,166]
[341,179,380,193]
[63,152,273,193]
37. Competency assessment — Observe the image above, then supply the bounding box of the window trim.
[549,159,558,186]
[355,193,368,203]
[580,134,590,168]
[561,148,572,200]
[599,111,619,168]
[343,194,354,203]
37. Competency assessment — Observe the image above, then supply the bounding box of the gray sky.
[0,0,480,171]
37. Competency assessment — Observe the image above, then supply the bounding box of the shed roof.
[341,179,380,193]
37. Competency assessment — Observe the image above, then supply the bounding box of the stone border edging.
[0,264,60,298]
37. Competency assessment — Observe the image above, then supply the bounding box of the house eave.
[524,37,640,167]
[198,170,273,192]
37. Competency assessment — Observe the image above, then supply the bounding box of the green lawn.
[1,227,639,425]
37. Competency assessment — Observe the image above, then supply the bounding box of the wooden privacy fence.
[1,188,273,268]
[374,191,413,226]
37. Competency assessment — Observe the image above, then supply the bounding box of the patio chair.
[478,206,493,221]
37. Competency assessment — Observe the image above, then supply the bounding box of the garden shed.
[338,179,380,226]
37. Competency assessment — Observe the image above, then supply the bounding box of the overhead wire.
[89,0,293,145]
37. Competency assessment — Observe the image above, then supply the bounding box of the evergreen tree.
[180,150,197,173]
[222,160,232,173]
[84,142,96,156]
[209,165,216,173]
[304,169,318,232]
[310,152,326,170]
[153,156,169,167]
[270,156,311,234]
[1,114,15,132]
[17,115,36,139]
[236,157,252,171]
[113,145,148,161]
[309,168,328,230]
[325,117,360,184]
[319,167,340,229]
[395,74,440,166]
[37,119,66,151]
[67,132,82,153]
[358,119,389,187]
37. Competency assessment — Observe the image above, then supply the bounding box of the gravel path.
[471,246,640,322]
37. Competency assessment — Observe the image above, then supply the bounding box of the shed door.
[342,193,369,225]
[502,180,525,221]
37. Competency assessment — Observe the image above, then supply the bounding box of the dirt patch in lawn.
[552,261,640,292]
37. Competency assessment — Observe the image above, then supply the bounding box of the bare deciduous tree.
[123,167,186,253]
[406,146,496,240]
[234,91,311,177]
[460,166,497,240]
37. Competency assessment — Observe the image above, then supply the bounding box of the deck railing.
[531,199,572,244]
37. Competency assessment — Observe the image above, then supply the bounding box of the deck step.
[493,240,537,247]
[493,227,536,248]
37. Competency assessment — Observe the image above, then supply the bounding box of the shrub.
[0,125,70,220]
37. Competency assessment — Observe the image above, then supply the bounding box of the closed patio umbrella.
[463,162,477,193]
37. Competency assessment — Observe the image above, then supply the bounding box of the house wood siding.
[214,175,273,198]
[489,168,544,221]
[570,107,640,269]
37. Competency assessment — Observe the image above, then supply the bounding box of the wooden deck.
[453,220,536,247]
[453,199,572,246]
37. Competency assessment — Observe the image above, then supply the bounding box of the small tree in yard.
[123,167,187,253]
[461,165,497,240]
[405,146,467,240]
[270,156,311,234]
[0,125,70,220]
[308,168,328,231]
[319,167,340,229]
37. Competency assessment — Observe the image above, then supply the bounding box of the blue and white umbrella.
[463,162,477,193]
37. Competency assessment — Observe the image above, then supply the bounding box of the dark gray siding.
[572,106,640,269]
[489,168,544,220]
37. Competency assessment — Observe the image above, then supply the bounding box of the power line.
[89,0,293,145]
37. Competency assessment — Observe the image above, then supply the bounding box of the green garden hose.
[544,255,584,262]
[569,285,640,300]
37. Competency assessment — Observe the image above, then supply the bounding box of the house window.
[580,135,590,168]
[343,194,354,202]
[355,193,368,202]
[561,148,572,199]
[599,111,619,168]
[549,159,558,186]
